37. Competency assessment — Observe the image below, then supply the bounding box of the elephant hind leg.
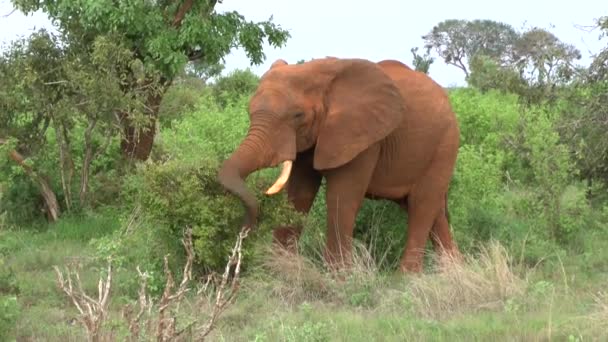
[429,203,461,263]
[399,194,441,273]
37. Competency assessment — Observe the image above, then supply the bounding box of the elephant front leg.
[272,150,322,253]
[322,146,380,272]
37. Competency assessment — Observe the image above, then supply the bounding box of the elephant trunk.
[217,124,278,229]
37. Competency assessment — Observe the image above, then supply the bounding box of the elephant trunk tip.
[218,159,259,230]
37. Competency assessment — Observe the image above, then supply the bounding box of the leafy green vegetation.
[1,4,608,341]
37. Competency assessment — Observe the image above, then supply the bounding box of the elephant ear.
[313,59,405,170]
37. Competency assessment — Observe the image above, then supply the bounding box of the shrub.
[119,158,305,274]
[209,68,259,109]
[448,144,505,250]
[133,91,305,273]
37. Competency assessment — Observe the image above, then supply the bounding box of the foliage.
[0,30,63,154]
[12,0,290,81]
[210,68,261,108]
[0,30,131,222]
[520,106,577,242]
[424,19,582,93]
[115,94,305,273]
[11,0,290,161]
[512,27,582,86]
[410,46,434,74]
[423,19,519,77]
[158,74,207,128]
[468,54,528,95]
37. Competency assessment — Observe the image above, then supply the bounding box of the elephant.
[217,57,460,273]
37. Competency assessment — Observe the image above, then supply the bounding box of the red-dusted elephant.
[218,57,460,273]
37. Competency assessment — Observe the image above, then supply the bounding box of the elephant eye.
[294,112,304,119]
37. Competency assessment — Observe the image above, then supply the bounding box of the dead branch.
[53,260,112,342]
[57,224,249,341]
[155,227,195,341]
[1,138,61,222]
[197,226,250,340]
[122,227,196,341]
[122,266,153,341]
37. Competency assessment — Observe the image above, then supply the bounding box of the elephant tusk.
[265,160,293,195]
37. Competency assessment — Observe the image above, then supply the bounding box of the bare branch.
[172,0,195,27]
[54,260,112,342]
[2,8,17,18]
[197,226,250,340]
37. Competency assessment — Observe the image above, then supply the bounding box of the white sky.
[1,0,606,87]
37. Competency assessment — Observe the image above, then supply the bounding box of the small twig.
[44,80,69,85]
[2,8,17,18]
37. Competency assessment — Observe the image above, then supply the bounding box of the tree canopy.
[422,19,519,78]
[10,0,291,160]
[422,19,581,88]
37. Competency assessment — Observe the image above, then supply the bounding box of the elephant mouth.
[265,160,293,195]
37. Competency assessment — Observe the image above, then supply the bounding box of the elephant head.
[217,57,405,229]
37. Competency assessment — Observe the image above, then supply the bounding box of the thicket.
[4,68,608,275]
[7,71,608,338]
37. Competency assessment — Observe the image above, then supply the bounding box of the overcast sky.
[1,0,606,86]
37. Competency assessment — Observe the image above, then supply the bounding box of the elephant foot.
[272,226,302,254]
[399,249,426,273]
[399,261,423,273]
[322,246,354,279]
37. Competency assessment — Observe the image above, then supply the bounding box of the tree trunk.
[53,118,75,211]
[119,113,156,161]
[119,84,167,161]
[80,118,97,206]
[1,141,61,222]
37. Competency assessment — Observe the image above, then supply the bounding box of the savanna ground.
[2,3,608,341]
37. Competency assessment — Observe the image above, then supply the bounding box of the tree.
[422,19,519,78]
[0,30,66,221]
[12,0,290,161]
[0,30,138,218]
[468,54,527,94]
[557,16,608,189]
[512,27,582,86]
[410,47,434,74]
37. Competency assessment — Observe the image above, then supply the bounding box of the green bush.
[157,93,251,162]
[449,144,505,250]
[209,68,259,109]
[119,157,305,274]
[116,94,306,274]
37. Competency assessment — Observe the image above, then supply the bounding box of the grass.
[2,212,608,341]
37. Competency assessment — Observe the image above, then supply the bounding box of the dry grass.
[407,240,527,319]
[586,290,608,330]
[257,237,384,306]
[260,245,334,304]
[259,237,528,320]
